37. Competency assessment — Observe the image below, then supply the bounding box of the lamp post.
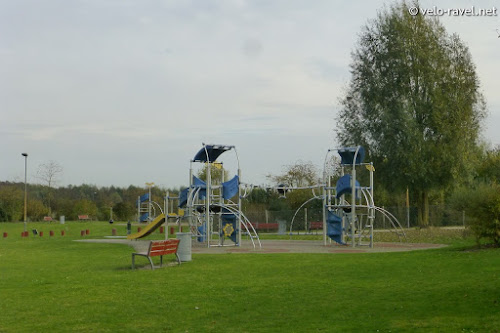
[21,153,28,232]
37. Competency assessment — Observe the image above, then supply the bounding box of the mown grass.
[260,227,473,245]
[0,222,499,332]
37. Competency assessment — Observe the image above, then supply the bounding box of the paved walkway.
[76,238,445,254]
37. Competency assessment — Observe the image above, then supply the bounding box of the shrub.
[451,183,500,245]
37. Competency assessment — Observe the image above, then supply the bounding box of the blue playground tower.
[322,146,405,247]
[174,144,261,248]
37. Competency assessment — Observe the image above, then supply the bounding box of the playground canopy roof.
[192,144,235,163]
[338,146,365,165]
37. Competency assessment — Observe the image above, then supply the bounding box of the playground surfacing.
[78,238,446,254]
[192,240,446,254]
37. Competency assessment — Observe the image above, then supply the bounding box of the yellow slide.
[127,213,166,240]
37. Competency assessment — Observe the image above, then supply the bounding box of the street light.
[21,153,28,232]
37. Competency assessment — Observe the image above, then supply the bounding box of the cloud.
[1,0,498,187]
[242,37,263,59]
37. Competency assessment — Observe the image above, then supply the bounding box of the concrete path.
[76,238,445,254]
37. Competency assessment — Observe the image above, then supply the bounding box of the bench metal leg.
[132,253,155,270]
[132,249,180,270]
[148,257,154,270]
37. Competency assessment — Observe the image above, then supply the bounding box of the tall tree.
[336,1,485,226]
[197,163,229,185]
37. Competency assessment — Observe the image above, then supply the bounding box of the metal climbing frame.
[322,146,406,247]
[137,183,164,223]
[176,143,261,249]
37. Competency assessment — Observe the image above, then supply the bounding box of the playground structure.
[128,185,183,240]
[137,182,164,223]
[129,143,405,248]
[174,144,261,248]
[283,146,405,247]
[321,146,405,247]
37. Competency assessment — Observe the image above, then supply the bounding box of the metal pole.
[220,162,224,247]
[202,145,211,248]
[237,166,242,246]
[322,184,327,245]
[165,192,169,240]
[206,162,211,248]
[406,187,410,229]
[145,182,155,221]
[351,147,361,247]
[339,165,345,244]
[189,161,193,238]
[304,208,308,233]
[232,146,242,247]
[22,153,28,232]
[165,192,169,217]
[137,196,140,222]
[382,206,386,229]
[322,150,332,246]
[369,163,374,248]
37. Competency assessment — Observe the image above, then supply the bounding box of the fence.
[243,205,467,233]
[375,205,468,229]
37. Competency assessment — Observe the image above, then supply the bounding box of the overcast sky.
[2,0,499,189]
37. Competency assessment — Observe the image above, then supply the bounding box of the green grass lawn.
[261,226,472,245]
[0,222,499,332]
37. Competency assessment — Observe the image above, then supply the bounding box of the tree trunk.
[48,189,52,216]
[417,191,429,227]
[423,191,429,226]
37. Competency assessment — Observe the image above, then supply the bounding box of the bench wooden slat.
[132,239,181,270]
[150,241,179,256]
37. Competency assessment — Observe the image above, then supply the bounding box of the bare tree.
[36,161,63,215]
[267,160,318,187]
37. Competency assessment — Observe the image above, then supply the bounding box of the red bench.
[256,223,279,231]
[132,239,181,270]
[43,216,53,222]
[78,215,90,220]
[309,221,324,230]
[244,223,279,231]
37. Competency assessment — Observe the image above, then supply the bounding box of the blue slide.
[327,211,344,244]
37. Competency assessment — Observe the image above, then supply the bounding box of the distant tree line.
[0,182,184,222]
